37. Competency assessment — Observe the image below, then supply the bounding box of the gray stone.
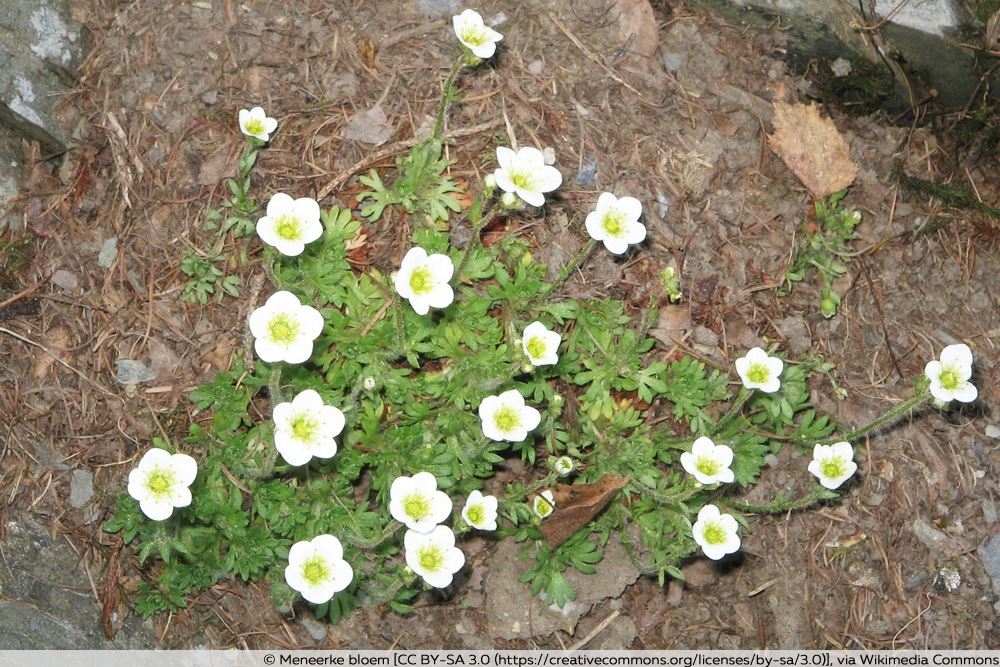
[68,469,93,509]
[0,0,91,152]
[114,359,157,385]
[484,539,640,640]
[686,0,982,108]
[300,617,327,642]
[97,237,117,269]
[913,517,949,550]
[977,533,1000,607]
[0,513,154,648]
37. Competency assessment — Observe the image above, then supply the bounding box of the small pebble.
[528,60,544,75]
[912,517,948,550]
[97,237,117,269]
[985,425,1000,439]
[300,617,327,642]
[982,498,997,525]
[69,469,94,508]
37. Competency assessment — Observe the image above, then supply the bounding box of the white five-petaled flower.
[452,9,503,60]
[238,106,278,142]
[584,192,646,255]
[532,490,555,519]
[284,534,354,604]
[924,343,978,404]
[461,490,499,531]
[692,504,741,561]
[680,436,735,485]
[272,389,346,466]
[404,525,466,589]
[521,321,560,366]
[248,291,325,364]
[479,389,542,442]
[256,193,322,257]
[808,442,858,490]
[389,472,453,534]
[493,146,563,208]
[735,347,784,394]
[552,456,574,477]
[127,448,198,521]
[394,247,455,315]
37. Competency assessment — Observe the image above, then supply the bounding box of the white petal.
[516,187,546,208]
[495,146,516,173]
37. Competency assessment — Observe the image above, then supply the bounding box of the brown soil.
[3,0,999,650]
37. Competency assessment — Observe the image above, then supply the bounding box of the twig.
[0,326,117,397]
[569,608,621,650]
[547,12,639,95]
[316,118,503,202]
[0,273,51,310]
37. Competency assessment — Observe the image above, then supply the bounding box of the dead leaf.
[33,325,72,379]
[539,473,629,547]
[649,303,691,348]
[768,101,858,200]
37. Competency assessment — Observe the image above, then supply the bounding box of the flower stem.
[453,201,499,283]
[392,294,408,354]
[808,392,929,448]
[268,362,285,406]
[434,53,464,141]
[537,239,597,302]
[708,387,752,437]
[721,486,839,514]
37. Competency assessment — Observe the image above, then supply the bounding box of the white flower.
[238,106,278,142]
[127,448,198,521]
[452,9,503,59]
[461,490,498,531]
[532,490,555,519]
[404,525,466,588]
[521,321,560,366]
[552,456,574,477]
[284,534,353,604]
[248,291,325,364]
[584,192,646,255]
[272,389,346,466]
[808,442,858,490]
[478,389,542,442]
[394,247,455,315]
[680,436,735,485]
[692,504,740,561]
[924,343,978,403]
[734,347,783,393]
[256,193,322,257]
[493,146,562,207]
[389,472,453,534]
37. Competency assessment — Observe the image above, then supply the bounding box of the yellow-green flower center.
[417,544,445,573]
[267,313,301,345]
[245,118,265,135]
[402,492,431,522]
[290,412,319,443]
[466,504,485,526]
[461,26,487,47]
[510,169,532,190]
[746,363,769,385]
[695,455,720,478]
[601,211,626,237]
[939,365,961,391]
[273,214,302,241]
[525,336,547,361]
[493,406,521,434]
[701,520,727,546]
[819,456,848,481]
[409,266,434,296]
[534,496,553,517]
[144,467,176,499]
[300,555,330,587]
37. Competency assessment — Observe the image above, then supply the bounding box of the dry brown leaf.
[768,101,858,200]
[33,325,72,379]
[539,473,629,548]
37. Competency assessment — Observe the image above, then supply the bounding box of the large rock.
[0,0,90,152]
[686,0,982,109]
